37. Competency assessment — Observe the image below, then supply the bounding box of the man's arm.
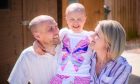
[8,53,30,84]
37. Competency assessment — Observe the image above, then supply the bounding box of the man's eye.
[48,27,54,31]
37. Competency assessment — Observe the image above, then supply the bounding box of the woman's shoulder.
[116,56,132,68]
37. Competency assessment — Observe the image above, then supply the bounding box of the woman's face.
[90,25,107,51]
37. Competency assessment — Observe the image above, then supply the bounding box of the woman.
[90,20,132,84]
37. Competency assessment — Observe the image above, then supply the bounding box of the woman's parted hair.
[98,20,126,60]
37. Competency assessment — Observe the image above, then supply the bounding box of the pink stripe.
[50,74,90,84]
[74,76,90,84]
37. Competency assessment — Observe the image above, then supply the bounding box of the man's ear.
[33,32,40,40]
[65,16,67,21]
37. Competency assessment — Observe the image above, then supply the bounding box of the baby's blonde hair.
[98,20,126,60]
[65,3,86,15]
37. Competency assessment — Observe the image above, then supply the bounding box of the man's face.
[66,11,86,33]
[35,20,60,46]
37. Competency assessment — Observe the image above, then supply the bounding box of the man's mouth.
[53,38,60,44]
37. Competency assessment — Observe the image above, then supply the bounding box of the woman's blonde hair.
[98,20,126,60]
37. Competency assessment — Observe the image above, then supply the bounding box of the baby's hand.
[33,40,46,55]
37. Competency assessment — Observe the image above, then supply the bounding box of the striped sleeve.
[100,57,132,84]
[109,64,132,84]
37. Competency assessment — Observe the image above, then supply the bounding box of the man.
[8,15,60,84]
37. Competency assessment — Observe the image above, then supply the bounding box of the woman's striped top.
[90,52,132,84]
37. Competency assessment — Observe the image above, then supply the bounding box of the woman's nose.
[89,32,96,41]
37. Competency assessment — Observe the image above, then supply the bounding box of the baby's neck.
[69,28,84,33]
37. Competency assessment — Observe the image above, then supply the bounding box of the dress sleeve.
[8,52,30,84]
[59,28,69,41]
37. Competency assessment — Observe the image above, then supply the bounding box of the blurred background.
[0,0,140,83]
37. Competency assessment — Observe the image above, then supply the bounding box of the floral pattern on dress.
[61,34,90,72]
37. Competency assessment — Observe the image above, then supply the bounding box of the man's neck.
[44,44,57,56]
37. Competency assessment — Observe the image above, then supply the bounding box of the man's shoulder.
[21,46,33,54]
[19,46,35,59]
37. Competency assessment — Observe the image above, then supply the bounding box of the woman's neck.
[95,50,108,76]
[96,50,107,63]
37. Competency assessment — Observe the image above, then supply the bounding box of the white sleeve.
[8,52,30,84]
[59,28,69,41]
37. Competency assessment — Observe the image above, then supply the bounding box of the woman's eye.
[96,33,100,38]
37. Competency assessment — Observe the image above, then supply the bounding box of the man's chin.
[53,39,60,45]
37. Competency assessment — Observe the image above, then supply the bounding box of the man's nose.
[54,27,59,34]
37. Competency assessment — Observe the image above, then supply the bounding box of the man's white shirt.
[8,46,60,84]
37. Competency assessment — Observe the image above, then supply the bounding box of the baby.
[50,3,93,84]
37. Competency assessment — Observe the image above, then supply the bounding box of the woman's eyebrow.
[96,32,100,38]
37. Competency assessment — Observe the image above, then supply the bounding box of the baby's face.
[66,11,86,33]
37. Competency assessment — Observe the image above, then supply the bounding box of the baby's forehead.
[67,8,85,13]
[66,4,85,14]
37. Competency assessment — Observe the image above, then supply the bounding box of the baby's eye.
[77,18,82,21]
[70,18,74,21]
